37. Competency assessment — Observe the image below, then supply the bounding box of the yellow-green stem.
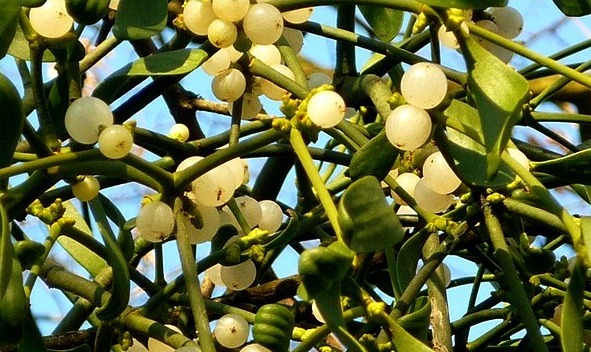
[290,128,344,242]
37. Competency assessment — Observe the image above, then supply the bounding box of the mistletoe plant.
[1,0,591,351]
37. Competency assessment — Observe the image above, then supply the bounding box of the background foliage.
[1,0,591,351]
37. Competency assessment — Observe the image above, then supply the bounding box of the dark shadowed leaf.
[16,0,45,6]
[552,0,591,16]
[0,1,20,60]
[112,0,167,40]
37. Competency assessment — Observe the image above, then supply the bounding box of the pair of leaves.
[436,35,529,187]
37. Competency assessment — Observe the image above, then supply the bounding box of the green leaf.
[580,217,591,274]
[418,0,507,8]
[57,202,108,277]
[298,241,354,298]
[92,48,208,104]
[112,0,167,40]
[16,313,48,352]
[397,296,431,341]
[434,100,514,187]
[388,314,434,352]
[396,229,430,291]
[338,176,404,253]
[0,204,13,303]
[460,36,529,180]
[348,131,398,181]
[358,6,403,42]
[16,0,46,6]
[531,148,591,185]
[0,1,20,60]
[8,24,56,62]
[561,259,585,352]
[552,0,591,16]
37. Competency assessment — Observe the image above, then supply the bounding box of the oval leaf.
[112,0,167,40]
[92,48,208,103]
[552,0,591,16]
[435,100,515,187]
[460,36,529,180]
[419,0,507,8]
[338,176,404,253]
[358,6,403,42]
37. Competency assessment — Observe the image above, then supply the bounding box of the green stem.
[468,22,591,90]
[335,4,357,77]
[292,306,365,352]
[121,153,174,190]
[519,38,591,77]
[502,198,566,234]
[502,152,585,265]
[80,36,122,73]
[124,311,199,349]
[175,128,285,192]
[390,235,452,320]
[467,264,486,312]
[531,111,591,124]
[290,128,343,242]
[30,41,59,152]
[0,149,101,179]
[153,243,166,287]
[173,198,216,352]
[529,59,591,109]
[0,201,11,303]
[451,308,510,332]
[422,233,453,351]
[384,173,437,222]
[24,219,71,298]
[276,35,308,88]
[40,259,110,309]
[483,205,549,352]
[248,58,308,99]
[226,198,252,235]
[290,21,465,84]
